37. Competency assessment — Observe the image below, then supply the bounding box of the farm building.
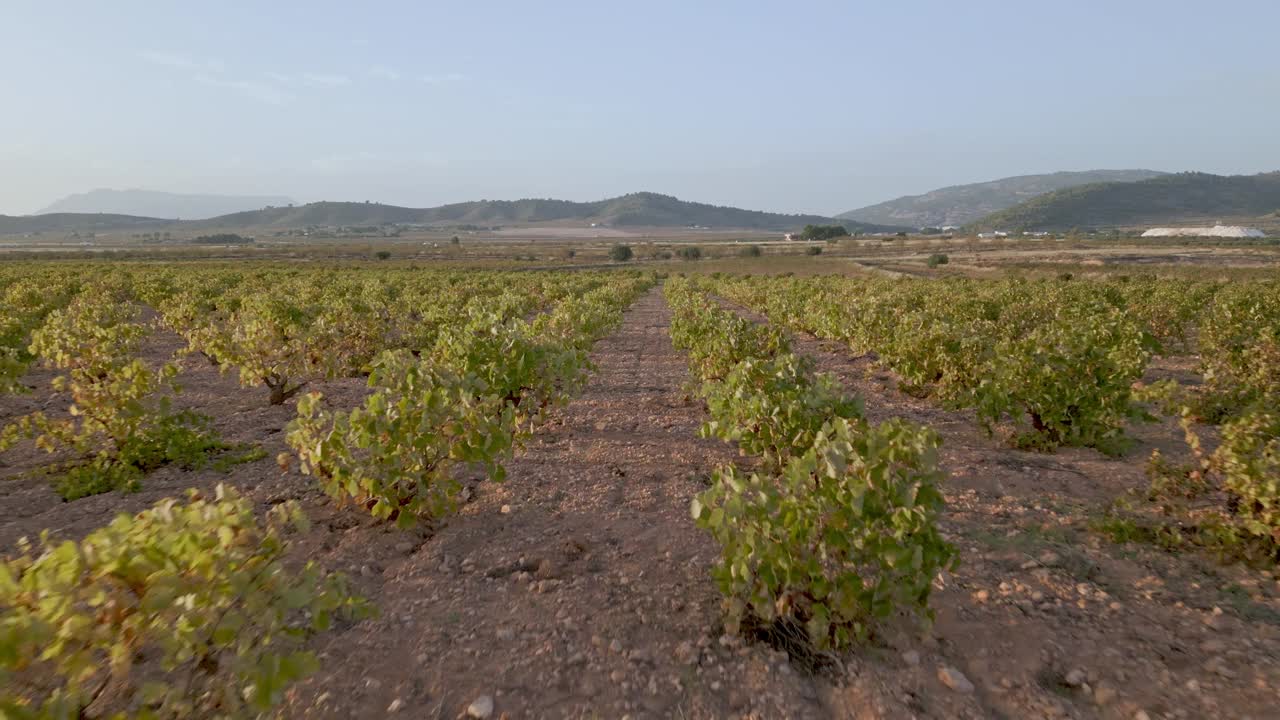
[1141,225,1266,238]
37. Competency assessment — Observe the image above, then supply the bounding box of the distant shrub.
[608,244,634,262]
[805,246,823,256]
[677,246,703,261]
[563,248,577,259]
[191,233,252,245]
[926,253,949,268]
[375,250,392,260]
[739,244,763,257]
[450,235,461,244]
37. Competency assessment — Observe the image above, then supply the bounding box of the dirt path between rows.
[716,297,1280,720]
[289,288,833,719]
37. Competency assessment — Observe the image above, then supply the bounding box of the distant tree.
[677,246,703,260]
[450,236,461,245]
[797,224,849,242]
[805,246,823,256]
[608,244,634,262]
[896,231,908,238]
[926,253,949,268]
[739,244,763,257]
[375,250,392,260]
[562,248,577,259]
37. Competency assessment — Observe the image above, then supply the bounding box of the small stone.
[974,589,990,603]
[500,504,512,514]
[1093,683,1117,706]
[386,698,404,713]
[466,695,494,719]
[938,666,974,694]
[902,650,921,666]
[675,640,697,664]
[495,627,515,641]
[394,541,416,554]
[1064,669,1086,688]
[610,669,626,683]
[609,639,623,654]
[1134,711,1151,720]
[536,558,560,580]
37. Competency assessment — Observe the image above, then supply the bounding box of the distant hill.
[39,189,297,220]
[4,192,899,237]
[0,213,167,235]
[189,192,893,232]
[970,172,1280,231]
[838,170,1166,228]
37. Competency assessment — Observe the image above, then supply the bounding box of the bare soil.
[2,287,1278,719]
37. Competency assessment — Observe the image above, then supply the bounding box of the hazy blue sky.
[3,0,1278,215]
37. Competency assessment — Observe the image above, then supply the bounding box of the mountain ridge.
[838,169,1167,227]
[39,189,298,220]
[3,192,900,235]
[969,171,1280,231]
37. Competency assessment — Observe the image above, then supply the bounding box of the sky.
[2,0,1278,216]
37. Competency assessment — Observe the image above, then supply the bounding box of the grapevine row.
[665,277,954,651]
[286,273,656,527]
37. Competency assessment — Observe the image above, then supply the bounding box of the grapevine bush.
[668,278,954,649]
[701,353,862,467]
[0,485,368,718]
[288,355,516,528]
[1,293,223,499]
[694,416,954,650]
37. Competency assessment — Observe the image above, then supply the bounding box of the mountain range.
[971,172,1280,230]
[838,169,1167,228]
[38,189,297,220]
[3,192,895,236]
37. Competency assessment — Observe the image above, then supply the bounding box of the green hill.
[191,192,889,232]
[838,170,1166,228]
[4,192,903,237]
[970,172,1280,231]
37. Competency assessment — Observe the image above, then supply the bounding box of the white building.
[1141,225,1266,238]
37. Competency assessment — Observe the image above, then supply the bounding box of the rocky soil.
[1,287,1277,719]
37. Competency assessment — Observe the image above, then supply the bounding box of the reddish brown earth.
[2,287,1278,719]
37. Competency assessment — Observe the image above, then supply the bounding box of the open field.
[0,250,1277,719]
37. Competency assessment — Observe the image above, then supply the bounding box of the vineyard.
[1,261,1278,719]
